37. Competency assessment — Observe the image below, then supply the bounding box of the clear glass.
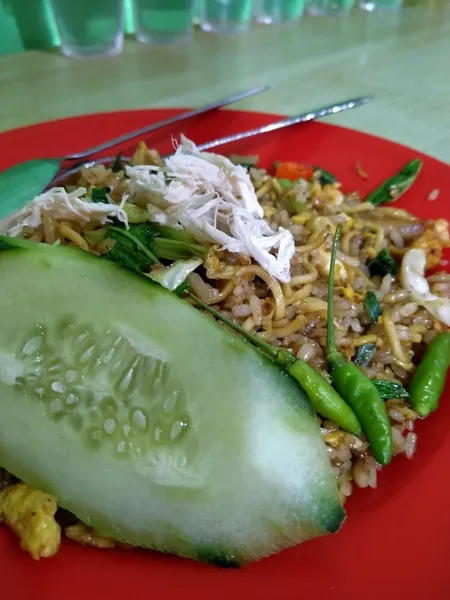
[359,0,402,10]
[307,0,353,15]
[133,0,194,44]
[201,0,253,34]
[254,0,305,24]
[193,0,203,20]
[49,0,124,58]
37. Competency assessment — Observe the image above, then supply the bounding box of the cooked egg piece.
[411,219,450,269]
[400,248,450,326]
[0,483,60,559]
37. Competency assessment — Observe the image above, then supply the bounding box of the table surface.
[0,1,449,163]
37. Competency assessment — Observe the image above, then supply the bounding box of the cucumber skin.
[0,243,345,563]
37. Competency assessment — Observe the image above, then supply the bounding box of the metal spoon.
[0,85,268,220]
[55,95,372,184]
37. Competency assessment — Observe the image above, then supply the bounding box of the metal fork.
[54,95,372,185]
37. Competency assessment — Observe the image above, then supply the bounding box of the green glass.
[359,0,402,10]
[201,0,253,34]
[308,0,353,15]
[255,0,304,23]
[133,0,193,44]
[49,0,124,57]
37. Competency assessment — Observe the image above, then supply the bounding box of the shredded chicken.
[0,187,128,237]
[0,483,60,559]
[125,136,295,282]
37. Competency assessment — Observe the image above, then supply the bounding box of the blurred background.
[0,0,449,160]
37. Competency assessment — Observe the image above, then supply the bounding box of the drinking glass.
[254,0,305,24]
[307,0,353,15]
[201,0,253,34]
[49,0,124,58]
[133,0,194,44]
[359,0,402,10]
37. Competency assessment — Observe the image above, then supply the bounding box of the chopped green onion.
[287,195,306,215]
[313,166,337,186]
[372,380,409,400]
[365,159,422,206]
[278,178,293,191]
[364,291,382,324]
[90,187,111,203]
[367,248,399,276]
[353,343,377,367]
[112,153,125,173]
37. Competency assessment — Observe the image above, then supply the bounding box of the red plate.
[1,109,449,600]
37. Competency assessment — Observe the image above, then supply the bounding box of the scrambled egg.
[65,522,133,551]
[411,219,450,270]
[65,522,117,549]
[0,483,60,559]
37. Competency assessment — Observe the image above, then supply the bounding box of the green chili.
[326,225,393,465]
[365,159,422,206]
[188,293,361,436]
[408,331,450,417]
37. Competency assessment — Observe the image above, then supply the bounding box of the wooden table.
[1,1,449,162]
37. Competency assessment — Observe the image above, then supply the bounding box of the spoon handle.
[194,96,373,152]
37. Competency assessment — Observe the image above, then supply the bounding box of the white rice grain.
[392,427,406,453]
[405,432,417,459]
[427,188,440,201]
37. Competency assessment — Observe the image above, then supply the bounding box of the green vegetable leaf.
[91,187,111,203]
[152,237,206,261]
[105,224,159,273]
[112,153,125,173]
[0,158,62,220]
[367,248,399,276]
[353,343,377,366]
[83,229,107,245]
[365,159,423,206]
[313,165,337,186]
[147,258,202,292]
[372,380,409,400]
[151,224,197,245]
[123,203,149,224]
[364,291,382,324]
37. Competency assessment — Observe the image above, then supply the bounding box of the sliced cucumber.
[0,241,344,563]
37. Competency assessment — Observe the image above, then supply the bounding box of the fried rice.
[1,140,449,556]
